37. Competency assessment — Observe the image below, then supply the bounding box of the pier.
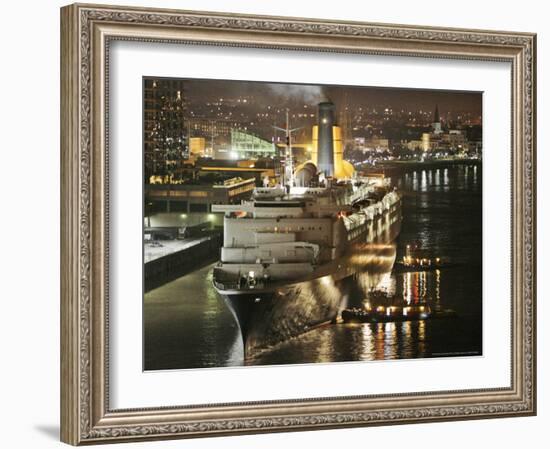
[144,233,222,292]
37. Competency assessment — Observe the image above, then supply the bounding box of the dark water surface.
[144,164,482,370]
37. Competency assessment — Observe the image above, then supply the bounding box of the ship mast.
[273,109,302,192]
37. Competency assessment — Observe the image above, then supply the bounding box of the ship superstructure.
[212,101,402,354]
[213,182,400,292]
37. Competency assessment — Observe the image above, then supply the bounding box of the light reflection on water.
[144,164,482,370]
[246,319,430,365]
[246,269,443,365]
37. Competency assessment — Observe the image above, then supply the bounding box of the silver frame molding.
[60,3,537,445]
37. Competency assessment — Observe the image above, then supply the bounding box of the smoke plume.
[267,84,328,105]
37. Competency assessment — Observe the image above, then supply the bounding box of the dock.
[144,233,222,292]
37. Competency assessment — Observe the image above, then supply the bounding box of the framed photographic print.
[60,3,537,445]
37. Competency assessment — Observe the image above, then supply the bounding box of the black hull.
[222,276,343,355]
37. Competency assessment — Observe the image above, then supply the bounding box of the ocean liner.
[212,102,402,354]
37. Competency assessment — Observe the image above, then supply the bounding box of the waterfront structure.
[401,105,474,155]
[230,129,275,159]
[187,118,246,159]
[196,159,280,185]
[212,101,402,353]
[145,176,255,227]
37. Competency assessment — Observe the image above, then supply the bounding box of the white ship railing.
[343,190,400,232]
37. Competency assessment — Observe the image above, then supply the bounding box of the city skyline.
[147,77,482,122]
[144,77,482,181]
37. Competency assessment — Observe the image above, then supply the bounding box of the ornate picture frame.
[60,3,536,445]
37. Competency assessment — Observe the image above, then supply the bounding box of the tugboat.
[393,243,455,273]
[341,304,433,323]
[340,288,457,324]
[341,304,457,323]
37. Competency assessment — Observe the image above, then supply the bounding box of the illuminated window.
[170,190,187,197]
[149,190,168,197]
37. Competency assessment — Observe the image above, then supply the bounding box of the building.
[441,129,467,152]
[432,104,443,134]
[145,177,256,227]
[230,129,275,159]
[189,137,208,157]
[196,159,280,185]
[422,132,432,152]
[407,106,470,154]
[143,79,189,181]
[365,135,390,152]
[187,118,246,159]
[406,139,424,151]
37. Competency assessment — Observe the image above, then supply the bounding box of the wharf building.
[145,159,279,228]
[195,159,279,185]
[145,175,256,228]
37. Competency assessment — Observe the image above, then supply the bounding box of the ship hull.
[217,203,402,356]
[222,275,344,355]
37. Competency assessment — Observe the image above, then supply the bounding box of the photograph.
[142,78,483,370]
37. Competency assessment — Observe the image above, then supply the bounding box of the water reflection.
[246,164,481,366]
[247,319,431,365]
[144,263,242,370]
[421,170,427,192]
[144,165,482,370]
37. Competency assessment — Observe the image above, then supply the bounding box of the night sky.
[155,77,482,117]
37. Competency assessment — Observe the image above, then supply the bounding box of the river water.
[144,164,482,370]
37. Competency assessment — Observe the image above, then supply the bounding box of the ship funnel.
[317,101,336,177]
